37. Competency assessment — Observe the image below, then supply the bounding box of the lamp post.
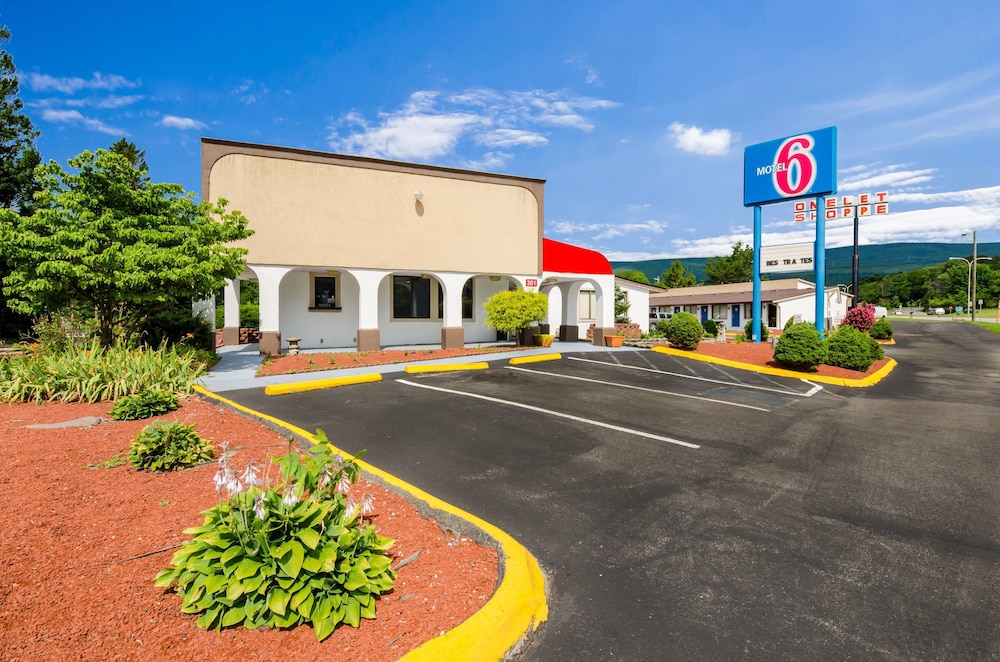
[950,230,991,321]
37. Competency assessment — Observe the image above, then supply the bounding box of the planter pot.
[604,335,624,347]
[533,334,554,347]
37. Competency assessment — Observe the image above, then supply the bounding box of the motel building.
[203,139,617,356]
[648,278,852,332]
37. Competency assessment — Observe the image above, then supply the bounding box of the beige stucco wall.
[205,144,543,275]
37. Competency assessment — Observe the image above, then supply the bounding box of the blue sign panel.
[743,126,837,207]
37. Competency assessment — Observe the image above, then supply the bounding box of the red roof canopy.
[542,238,613,275]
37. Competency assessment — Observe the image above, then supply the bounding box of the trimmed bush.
[869,317,893,340]
[110,390,180,421]
[744,318,769,342]
[826,324,882,372]
[702,319,719,337]
[844,303,876,332]
[773,322,827,371]
[129,421,214,472]
[664,312,704,349]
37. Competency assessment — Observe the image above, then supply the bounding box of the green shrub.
[0,339,206,403]
[129,421,214,471]
[655,318,671,336]
[155,432,395,641]
[664,312,704,349]
[110,390,180,421]
[702,319,718,337]
[869,317,893,340]
[140,304,215,352]
[826,325,880,372]
[744,318,769,342]
[773,322,827,371]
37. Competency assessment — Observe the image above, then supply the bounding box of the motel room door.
[731,305,740,327]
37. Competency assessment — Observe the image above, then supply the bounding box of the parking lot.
[223,321,1000,660]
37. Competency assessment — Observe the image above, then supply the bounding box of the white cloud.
[839,164,938,191]
[24,72,139,94]
[328,87,618,164]
[593,220,668,240]
[65,95,144,109]
[668,122,737,156]
[159,115,208,130]
[40,109,124,135]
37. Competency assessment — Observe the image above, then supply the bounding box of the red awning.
[542,238,613,275]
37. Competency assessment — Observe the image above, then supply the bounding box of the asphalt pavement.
[210,322,1000,660]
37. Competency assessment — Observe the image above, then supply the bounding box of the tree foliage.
[483,289,548,343]
[614,269,650,285]
[0,25,41,339]
[773,322,826,371]
[1,147,253,347]
[659,260,697,288]
[614,285,630,323]
[703,241,754,285]
[663,311,703,350]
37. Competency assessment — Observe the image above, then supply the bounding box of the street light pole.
[950,251,991,322]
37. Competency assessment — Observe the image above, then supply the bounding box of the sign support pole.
[752,205,762,343]
[851,206,859,309]
[815,196,826,337]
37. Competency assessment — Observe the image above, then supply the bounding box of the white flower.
[281,487,300,508]
[335,473,353,494]
[252,492,267,520]
[241,460,262,488]
[360,493,376,517]
[224,468,242,495]
[344,500,360,522]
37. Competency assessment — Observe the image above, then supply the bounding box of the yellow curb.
[193,385,548,660]
[263,372,381,396]
[650,345,897,388]
[876,338,896,345]
[509,353,562,365]
[404,362,490,373]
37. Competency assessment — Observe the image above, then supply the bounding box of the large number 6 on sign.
[773,135,817,197]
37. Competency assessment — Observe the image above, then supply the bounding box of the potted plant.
[533,333,555,347]
[604,334,624,347]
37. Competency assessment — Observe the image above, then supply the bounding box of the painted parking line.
[567,356,821,398]
[505,366,770,412]
[397,379,700,450]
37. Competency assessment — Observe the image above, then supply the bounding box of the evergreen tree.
[703,241,754,284]
[659,260,697,288]
[0,26,41,339]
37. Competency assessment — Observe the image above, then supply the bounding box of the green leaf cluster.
[659,260,698,288]
[744,318,769,342]
[129,421,214,472]
[704,241,754,285]
[825,324,883,372]
[110,390,180,421]
[664,312,704,350]
[155,440,395,641]
[869,318,893,340]
[0,339,205,403]
[483,290,548,339]
[702,319,719,337]
[773,322,827,371]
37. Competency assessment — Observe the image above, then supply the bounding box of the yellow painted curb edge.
[404,362,490,373]
[650,345,897,388]
[192,385,548,660]
[264,372,382,396]
[509,353,562,365]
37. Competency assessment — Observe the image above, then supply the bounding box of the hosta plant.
[129,421,214,471]
[110,390,180,421]
[155,432,395,641]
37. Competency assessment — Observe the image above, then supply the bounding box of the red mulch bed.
[655,340,891,380]
[256,347,530,377]
[0,397,498,661]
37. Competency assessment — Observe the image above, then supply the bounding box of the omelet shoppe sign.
[743,127,838,341]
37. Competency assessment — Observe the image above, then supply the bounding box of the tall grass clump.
[0,340,206,403]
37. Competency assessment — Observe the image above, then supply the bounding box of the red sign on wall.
[525,278,538,287]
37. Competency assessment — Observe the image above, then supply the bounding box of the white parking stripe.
[506,366,770,412]
[397,379,701,449]
[568,356,820,398]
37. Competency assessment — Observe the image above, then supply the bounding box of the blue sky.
[4,1,1000,261]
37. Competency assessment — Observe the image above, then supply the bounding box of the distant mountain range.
[612,242,1000,286]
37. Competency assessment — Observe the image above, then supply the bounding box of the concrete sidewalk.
[200,341,641,392]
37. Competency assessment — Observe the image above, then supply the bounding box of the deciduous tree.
[1,147,253,347]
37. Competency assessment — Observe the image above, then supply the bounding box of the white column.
[253,266,293,356]
[223,279,240,328]
[350,269,389,351]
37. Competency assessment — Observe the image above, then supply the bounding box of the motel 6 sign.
[744,127,837,207]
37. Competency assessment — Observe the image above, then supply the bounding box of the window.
[393,275,431,319]
[310,275,339,310]
[437,279,475,320]
[579,290,596,321]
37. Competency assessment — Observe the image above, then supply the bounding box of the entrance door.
[731,305,740,327]
[700,306,709,323]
